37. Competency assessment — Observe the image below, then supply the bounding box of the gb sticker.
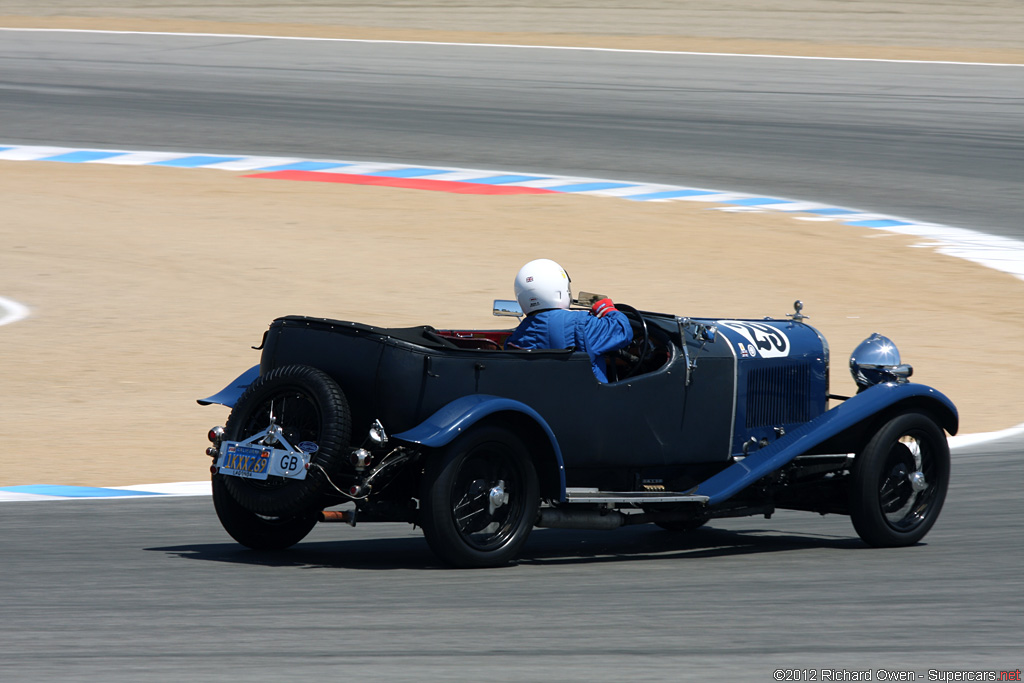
[718,321,791,358]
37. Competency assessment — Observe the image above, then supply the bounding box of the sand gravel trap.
[1,3,1021,486]
[2,162,1021,486]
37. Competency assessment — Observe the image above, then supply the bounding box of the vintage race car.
[199,296,957,568]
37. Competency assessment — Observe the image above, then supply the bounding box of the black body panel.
[258,315,738,469]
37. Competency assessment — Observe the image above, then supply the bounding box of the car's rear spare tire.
[220,364,351,517]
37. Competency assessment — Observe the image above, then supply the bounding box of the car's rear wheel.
[221,364,351,517]
[212,475,318,550]
[849,412,949,547]
[419,425,539,568]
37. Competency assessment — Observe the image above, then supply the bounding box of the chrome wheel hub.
[488,480,509,515]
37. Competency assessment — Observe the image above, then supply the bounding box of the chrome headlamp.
[850,333,913,388]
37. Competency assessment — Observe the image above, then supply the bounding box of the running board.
[565,488,709,505]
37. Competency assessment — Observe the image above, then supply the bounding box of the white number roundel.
[718,321,791,358]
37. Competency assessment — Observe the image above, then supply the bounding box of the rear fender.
[393,394,567,500]
[196,365,259,408]
[695,382,958,505]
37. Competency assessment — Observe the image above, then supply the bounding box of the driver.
[504,259,632,382]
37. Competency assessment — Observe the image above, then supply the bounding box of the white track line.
[0,28,1021,67]
[949,423,1024,450]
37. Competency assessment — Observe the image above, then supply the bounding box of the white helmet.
[514,259,572,314]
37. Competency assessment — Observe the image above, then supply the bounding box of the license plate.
[218,442,309,481]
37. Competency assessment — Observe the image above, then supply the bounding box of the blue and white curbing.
[0,482,211,502]
[2,143,1021,500]
[3,143,1024,283]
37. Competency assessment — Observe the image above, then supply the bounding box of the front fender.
[196,365,259,408]
[393,394,567,499]
[695,382,958,505]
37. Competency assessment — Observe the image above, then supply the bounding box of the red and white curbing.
[3,143,1024,283]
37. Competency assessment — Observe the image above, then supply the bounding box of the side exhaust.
[535,508,707,530]
[536,509,627,530]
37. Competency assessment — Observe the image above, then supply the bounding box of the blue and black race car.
[200,297,956,568]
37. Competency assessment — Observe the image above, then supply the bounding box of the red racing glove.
[590,298,617,318]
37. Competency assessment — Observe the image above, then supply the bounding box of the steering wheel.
[610,303,649,380]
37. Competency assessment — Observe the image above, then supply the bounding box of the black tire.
[221,364,351,517]
[212,475,318,550]
[419,425,540,568]
[849,412,950,547]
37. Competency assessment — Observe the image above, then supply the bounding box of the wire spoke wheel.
[850,412,950,547]
[219,364,350,519]
[420,425,539,568]
[450,456,519,551]
[234,389,321,492]
[877,435,934,530]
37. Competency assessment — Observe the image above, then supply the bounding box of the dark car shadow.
[147,523,865,571]
[517,524,865,567]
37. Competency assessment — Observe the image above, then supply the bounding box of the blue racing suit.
[505,308,633,382]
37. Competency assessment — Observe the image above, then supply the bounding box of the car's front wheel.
[849,412,950,547]
[419,425,540,568]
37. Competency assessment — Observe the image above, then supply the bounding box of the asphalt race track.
[2,31,1023,238]
[1,31,1023,679]
[2,439,1021,679]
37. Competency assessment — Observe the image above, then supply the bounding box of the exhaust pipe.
[536,508,708,530]
[536,509,627,530]
[319,509,357,526]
